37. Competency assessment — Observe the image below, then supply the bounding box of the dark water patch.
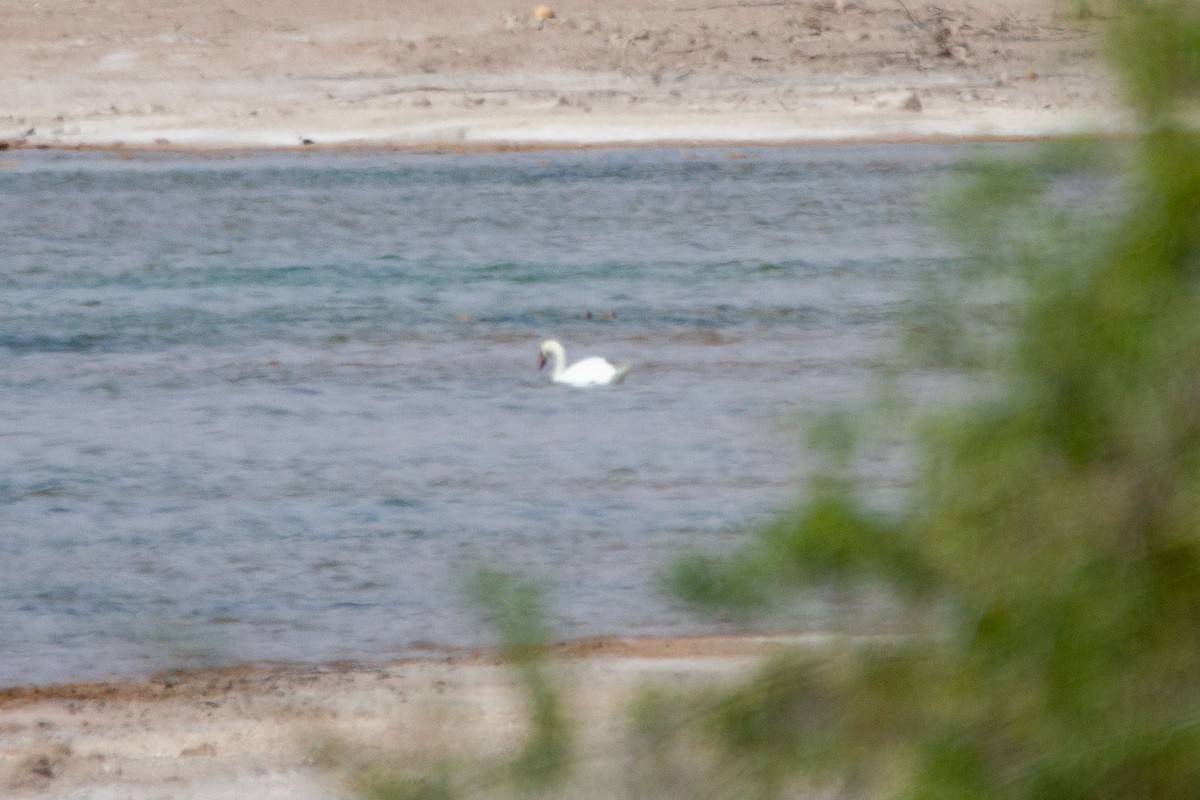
[0,333,119,354]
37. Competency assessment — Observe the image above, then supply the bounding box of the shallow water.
[0,145,968,686]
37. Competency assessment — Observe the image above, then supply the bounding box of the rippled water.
[0,145,970,686]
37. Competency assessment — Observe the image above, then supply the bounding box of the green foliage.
[471,569,556,664]
[471,570,573,790]
[358,772,458,800]
[347,572,572,800]
[667,2,1200,798]
[669,487,927,610]
[1109,0,1200,121]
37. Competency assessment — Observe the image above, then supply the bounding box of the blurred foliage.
[358,771,459,800]
[471,570,573,790]
[667,2,1200,798]
[350,571,571,800]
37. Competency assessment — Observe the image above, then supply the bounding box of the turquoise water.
[0,145,964,686]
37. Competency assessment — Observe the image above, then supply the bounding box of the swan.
[538,339,631,387]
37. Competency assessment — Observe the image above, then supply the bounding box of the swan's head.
[538,339,562,370]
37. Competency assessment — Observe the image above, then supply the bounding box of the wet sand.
[1,0,1120,150]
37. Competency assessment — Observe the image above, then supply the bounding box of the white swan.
[538,339,631,387]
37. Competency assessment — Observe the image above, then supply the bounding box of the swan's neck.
[546,342,567,379]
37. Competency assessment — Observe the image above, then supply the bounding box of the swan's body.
[538,339,631,388]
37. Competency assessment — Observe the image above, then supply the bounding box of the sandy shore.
[1,0,1120,150]
[0,635,841,799]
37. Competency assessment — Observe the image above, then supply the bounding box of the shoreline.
[1,121,1133,163]
[2,128,1125,157]
[0,633,825,702]
[0,634,830,799]
[1,97,1124,154]
[2,0,1119,154]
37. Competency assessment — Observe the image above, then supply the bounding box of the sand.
[1,0,1121,150]
[0,635,837,799]
[0,2,1121,797]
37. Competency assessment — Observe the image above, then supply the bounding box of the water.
[0,145,967,687]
